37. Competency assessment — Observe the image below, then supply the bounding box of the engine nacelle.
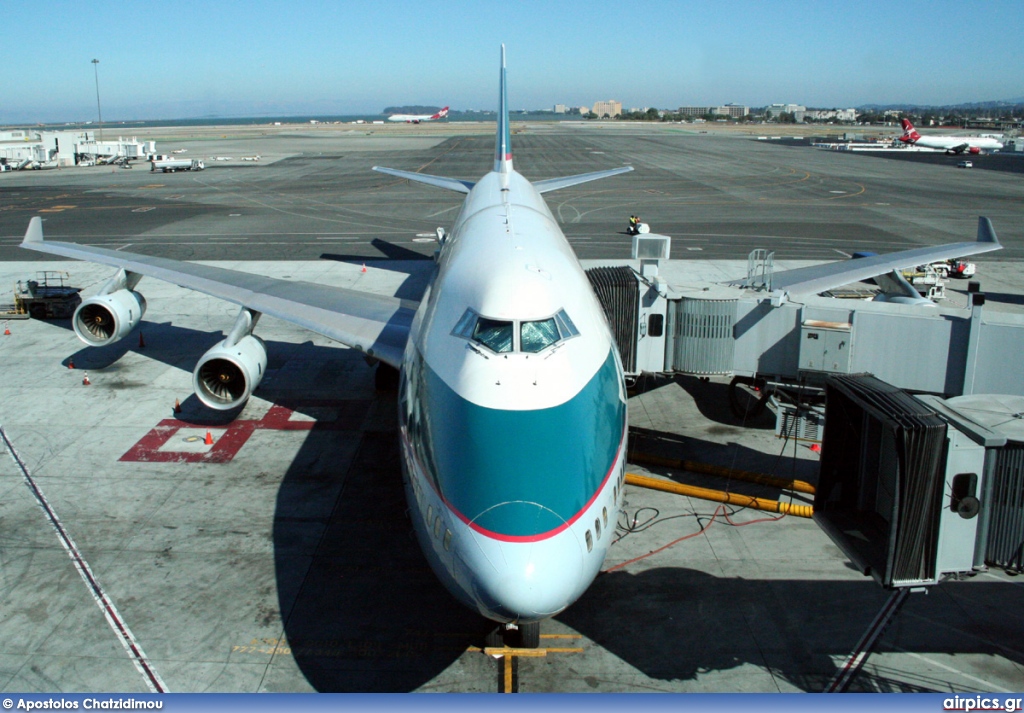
[193,334,267,410]
[73,289,147,346]
[968,146,981,155]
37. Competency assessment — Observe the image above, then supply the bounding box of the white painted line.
[0,425,168,693]
[833,249,852,258]
[891,646,1015,693]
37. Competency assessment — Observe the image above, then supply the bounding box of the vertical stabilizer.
[494,44,513,174]
[900,118,921,143]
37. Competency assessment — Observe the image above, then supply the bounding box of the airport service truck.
[151,157,205,173]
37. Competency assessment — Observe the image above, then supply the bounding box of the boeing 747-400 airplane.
[388,106,449,123]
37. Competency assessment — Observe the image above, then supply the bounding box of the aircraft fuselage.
[397,169,628,623]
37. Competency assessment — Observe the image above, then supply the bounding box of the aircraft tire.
[484,626,505,648]
[517,622,540,649]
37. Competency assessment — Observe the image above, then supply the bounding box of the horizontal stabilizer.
[735,217,1002,296]
[373,166,473,194]
[533,166,633,194]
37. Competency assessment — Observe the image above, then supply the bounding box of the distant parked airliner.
[388,106,449,123]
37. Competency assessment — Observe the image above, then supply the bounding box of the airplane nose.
[465,505,585,620]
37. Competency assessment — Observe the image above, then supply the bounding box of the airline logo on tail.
[899,119,922,143]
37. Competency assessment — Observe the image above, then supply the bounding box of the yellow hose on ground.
[628,451,816,495]
[625,472,814,518]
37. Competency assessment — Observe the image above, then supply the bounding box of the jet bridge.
[814,374,1024,585]
[587,244,1024,400]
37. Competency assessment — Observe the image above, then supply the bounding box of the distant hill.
[858,100,1024,111]
[383,106,441,115]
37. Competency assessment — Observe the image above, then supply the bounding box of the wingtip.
[978,216,999,244]
[23,216,43,244]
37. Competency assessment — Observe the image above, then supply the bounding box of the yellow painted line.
[539,647,584,654]
[504,655,513,693]
[540,633,581,639]
[484,647,548,657]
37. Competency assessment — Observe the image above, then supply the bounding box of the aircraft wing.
[533,166,633,194]
[951,143,969,154]
[20,217,415,368]
[732,217,1001,296]
[373,166,474,194]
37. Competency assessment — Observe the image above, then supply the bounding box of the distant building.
[804,108,857,122]
[765,103,807,118]
[554,104,569,114]
[591,100,622,117]
[676,104,749,118]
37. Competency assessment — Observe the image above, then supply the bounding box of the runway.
[1,124,1023,693]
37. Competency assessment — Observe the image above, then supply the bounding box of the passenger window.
[602,507,608,527]
[473,317,514,353]
[427,504,433,524]
[585,530,593,552]
[520,318,559,353]
[443,529,452,551]
[434,516,443,538]
[595,519,601,539]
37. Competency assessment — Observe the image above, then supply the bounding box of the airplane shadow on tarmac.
[62,318,481,691]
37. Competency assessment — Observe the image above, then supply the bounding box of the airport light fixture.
[91,58,103,142]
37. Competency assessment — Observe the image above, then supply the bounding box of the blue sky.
[2,0,1021,123]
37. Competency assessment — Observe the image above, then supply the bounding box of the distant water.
[26,112,566,131]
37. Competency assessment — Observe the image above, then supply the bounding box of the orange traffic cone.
[810,443,822,453]
[68,358,75,369]
[173,398,182,414]
[82,372,91,386]
[204,430,214,446]
[3,323,10,336]
[361,263,367,273]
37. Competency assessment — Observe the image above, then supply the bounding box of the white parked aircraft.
[21,46,632,648]
[388,106,449,123]
[899,119,1003,155]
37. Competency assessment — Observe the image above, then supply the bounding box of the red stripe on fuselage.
[402,420,626,544]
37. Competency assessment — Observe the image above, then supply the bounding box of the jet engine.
[73,289,147,346]
[193,334,267,410]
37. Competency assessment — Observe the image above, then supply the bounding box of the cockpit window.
[453,308,579,354]
[473,317,514,353]
[554,309,579,339]
[521,318,559,353]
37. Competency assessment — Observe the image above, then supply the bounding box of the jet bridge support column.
[962,289,985,395]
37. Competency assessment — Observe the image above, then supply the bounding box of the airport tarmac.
[1,125,1023,693]
[1,122,1022,263]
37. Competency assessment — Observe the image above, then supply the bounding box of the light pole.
[91,58,103,142]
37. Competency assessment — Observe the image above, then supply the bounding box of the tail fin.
[900,118,921,143]
[433,106,449,119]
[494,45,512,174]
